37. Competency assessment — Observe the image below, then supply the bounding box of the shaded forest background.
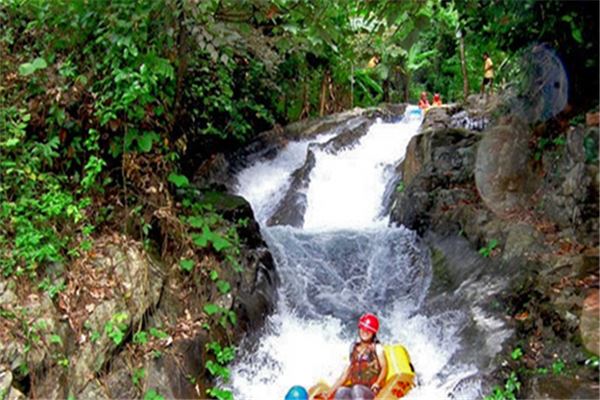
[0,0,598,398]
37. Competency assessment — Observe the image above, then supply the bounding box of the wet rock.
[390,128,482,234]
[0,370,25,400]
[421,106,452,131]
[449,110,489,131]
[192,153,233,190]
[101,354,140,399]
[475,119,539,216]
[580,291,599,355]
[226,106,404,175]
[502,223,546,263]
[79,380,109,400]
[198,191,278,332]
[267,150,316,227]
[0,280,17,306]
[423,234,517,374]
[525,375,599,399]
[32,368,63,399]
[145,334,207,399]
[317,118,372,154]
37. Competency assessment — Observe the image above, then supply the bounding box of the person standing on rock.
[480,52,494,96]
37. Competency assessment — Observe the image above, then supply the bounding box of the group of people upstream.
[285,313,387,400]
[417,91,443,110]
[418,51,494,111]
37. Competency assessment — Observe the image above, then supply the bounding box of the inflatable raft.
[309,344,416,399]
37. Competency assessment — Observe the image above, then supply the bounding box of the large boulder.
[580,290,600,356]
[525,375,599,399]
[390,127,482,233]
[57,239,164,396]
[475,118,539,216]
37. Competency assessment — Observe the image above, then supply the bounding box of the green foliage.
[585,355,599,369]
[551,359,565,375]
[484,372,521,400]
[396,181,405,193]
[104,312,129,346]
[49,333,63,345]
[0,106,90,276]
[167,173,190,189]
[38,277,66,299]
[132,367,145,387]
[584,134,599,164]
[18,57,48,76]
[510,347,523,361]
[205,341,235,400]
[133,331,149,345]
[179,258,195,273]
[143,389,165,400]
[479,239,498,258]
[148,327,169,340]
[204,302,237,328]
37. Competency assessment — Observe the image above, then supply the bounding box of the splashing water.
[230,106,487,399]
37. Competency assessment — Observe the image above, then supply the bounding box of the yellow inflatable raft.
[309,344,416,399]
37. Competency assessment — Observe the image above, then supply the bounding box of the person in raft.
[326,313,388,399]
[285,385,309,400]
[418,91,430,110]
[432,93,442,106]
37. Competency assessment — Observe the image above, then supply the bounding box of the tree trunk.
[403,73,410,103]
[350,63,354,108]
[319,70,329,116]
[459,33,469,99]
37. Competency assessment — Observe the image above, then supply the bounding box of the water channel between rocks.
[228,106,508,399]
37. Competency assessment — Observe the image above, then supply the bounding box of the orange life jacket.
[348,342,381,387]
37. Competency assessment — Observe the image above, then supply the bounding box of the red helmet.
[358,313,379,334]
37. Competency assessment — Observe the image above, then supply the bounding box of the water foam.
[230,107,485,399]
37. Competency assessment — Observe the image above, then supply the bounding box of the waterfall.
[230,106,485,399]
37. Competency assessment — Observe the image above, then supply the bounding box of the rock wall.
[0,194,276,399]
[389,102,599,396]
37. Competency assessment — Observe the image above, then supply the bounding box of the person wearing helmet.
[432,93,442,107]
[325,313,388,399]
[285,385,309,400]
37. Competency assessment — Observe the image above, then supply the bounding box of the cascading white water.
[230,106,484,399]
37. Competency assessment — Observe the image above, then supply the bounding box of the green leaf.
[143,389,165,400]
[187,216,205,228]
[211,234,231,252]
[137,132,160,153]
[167,173,189,188]
[149,327,169,340]
[18,63,36,76]
[49,334,63,345]
[32,57,48,70]
[124,128,138,150]
[179,259,194,272]
[216,280,230,294]
[18,57,47,76]
[192,232,209,247]
[133,331,149,345]
[571,27,583,44]
[203,303,220,315]
[4,138,20,147]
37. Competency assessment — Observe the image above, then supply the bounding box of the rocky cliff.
[389,98,599,397]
